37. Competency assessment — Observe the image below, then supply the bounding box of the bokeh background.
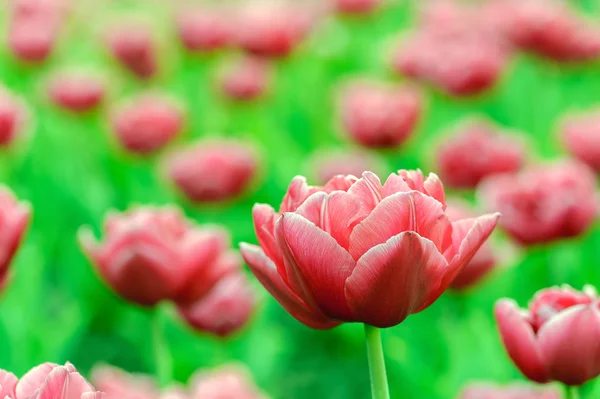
[1,0,600,398]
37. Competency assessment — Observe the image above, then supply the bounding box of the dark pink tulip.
[191,365,265,399]
[219,57,271,101]
[561,110,600,172]
[446,201,496,291]
[495,285,600,386]
[92,365,158,399]
[8,14,60,63]
[165,140,258,203]
[310,149,386,185]
[111,94,184,155]
[0,87,28,147]
[47,69,105,113]
[0,186,30,292]
[332,0,381,15]
[240,170,499,329]
[479,160,598,245]
[460,382,560,399]
[339,80,421,149]
[106,23,157,79]
[78,206,234,307]
[176,6,232,53]
[436,118,525,189]
[179,271,256,337]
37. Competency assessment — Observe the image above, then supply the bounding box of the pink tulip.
[561,110,600,172]
[219,57,271,101]
[47,69,105,113]
[179,271,256,337]
[460,382,561,399]
[78,205,236,307]
[338,80,421,149]
[8,15,59,63]
[240,170,499,328]
[446,201,496,291]
[111,94,184,155]
[191,365,265,399]
[495,285,600,386]
[0,370,17,398]
[0,86,28,147]
[160,388,189,399]
[0,186,30,291]
[310,149,386,185]
[92,365,158,399]
[176,6,232,53]
[436,118,525,189]
[165,140,258,203]
[479,160,598,245]
[332,0,381,15]
[106,22,157,79]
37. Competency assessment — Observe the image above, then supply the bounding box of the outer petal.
[239,243,339,329]
[344,232,448,327]
[276,214,357,320]
[36,367,93,399]
[16,363,58,399]
[423,173,446,207]
[538,303,600,385]
[251,203,282,268]
[280,176,319,213]
[0,370,17,399]
[494,299,549,383]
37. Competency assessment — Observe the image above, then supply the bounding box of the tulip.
[561,110,600,172]
[0,86,28,147]
[332,0,381,15]
[92,365,159,399]
[0,370,17,398]
[0,186,30,291]
[106,22,157,79]
[191,365,265,399]
[165,140,258,203]
[110,94,184,155]
[338,80,421,149]
[310,149,386,185]
[436,118,525,189]
[78,205,236,307]
[47,69,105,113]
[495,285,600,387]
[176,6,232,53]
[460,382,561,399]
[219,57,271,101]
[179,271,256,337]
[479,160,598,245]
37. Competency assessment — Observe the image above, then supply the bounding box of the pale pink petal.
[423,173,446,207]
[81,394,105,399]
[36,367,93,399]
[16,363,58,399]
[381,173,412,198]
[0,370,17,398]
[347,172,383,211]
[345,232,448,327]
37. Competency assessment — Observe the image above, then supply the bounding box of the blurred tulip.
[0,87,28,147]
[165,140,258,203]
[338,80,421,149]
[111,94,184,155]
[219,57,271,101]
[47,69,105,113]
[561,110,600,172]
[8,15,60,63]
[0,186,30,292]
[191,365,265,399]
[332,0,381,15]
[436,118,525,189]
[446,201,496,291]
[479,160,598,245]
[495,285,600,386]
[79,205,235,307]
[460,382,561,399]
[176,6,232,53]
[179,272,256,337]
[240,170,499,328]
[92,365,159,399]
[310,148,386,185]
[160,388,189,399]
[106,22,157,79]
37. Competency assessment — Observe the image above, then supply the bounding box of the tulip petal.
[17,363,58,399]
[381,173,412,198]
[0,370,17,399]
[37,367,93,399]
[81,394,105,399]
[280,176,319,213]
[347,172,383,211]
[344,232,448,327]
[251,204,283,268]
[494,299,549,383]
[276,213,357,320]
[538,303,600,385]
[239,243,339,329]
[423,173,446,207]
[323,175,358,192]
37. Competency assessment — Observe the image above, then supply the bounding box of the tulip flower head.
[191,365,265,399]
[460,382,561,399]
[92,365,158,399]
[495,285,600,386]
[479,160,598,245]
[0,87,28,147]
[47,69,105,113]
[561,110,600,172]
[338,80,421,149]
[0,186,30,292]
[176,5,233,53]
[79,206,236,307]
[240,170,499,328]
[219,57,271,101]
[106,22,158,79]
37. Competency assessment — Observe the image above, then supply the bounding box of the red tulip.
[165,140,258,203]
[446,201,496,291]
[460,382,561,399]
[495,285,600,386]
[191,365,265,399]
[338,80,421,149]
[240,170,499,329]
[47,69,105,113]
[219,57,271,101]
[106,22,157,79]
[92,365,158,399]
[179,271,256,337]
[78,206,235,307]
[436,118,525,189]
[332,0,381,15]
[561,110,600,172]
[479,160,598,245]
[0,186,30,292]
[176,6,232,53]
[0,87,28,147]
[310,149,386,185]
[111,94,184,155]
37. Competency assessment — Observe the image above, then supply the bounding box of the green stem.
[364,324,390,399]
[565,386,581,399]
[152,307,173,388]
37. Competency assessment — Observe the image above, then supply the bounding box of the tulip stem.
[565,386,580,399]
[152,306,173,388]
[364,324,390,399]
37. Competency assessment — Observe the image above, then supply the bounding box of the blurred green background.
[1,1,600,398]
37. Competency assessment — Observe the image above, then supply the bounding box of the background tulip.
[47,69,105,113]
[106,22,157,79]
[332,0,381,15]
[191,365,266,399]
[92,365,159,399]
[219,57,271,101]
[561,110,600,172]
[0,87,28,147]
[0,186,30,292]
[459,382,561,399]
[176,6,232,53]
